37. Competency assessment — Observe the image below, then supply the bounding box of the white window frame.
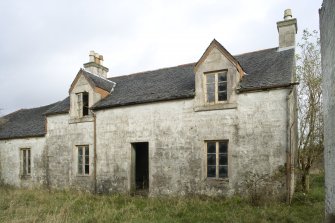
[77,145,90,175]
[206,141,228,179]
[204,70,228,104]
[76,92,89,117]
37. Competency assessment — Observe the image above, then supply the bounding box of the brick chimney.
[83,51,109,78]
[277,9,298,49]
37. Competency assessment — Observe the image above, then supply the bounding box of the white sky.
[0,0,323,115]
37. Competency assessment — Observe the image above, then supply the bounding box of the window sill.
[20,175,31,180]
[76,174,91,177]
[69,116,94,124]
[206,178,229,187]
[194,102,237,112]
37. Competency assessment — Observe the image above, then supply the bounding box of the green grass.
[0,175,324,223]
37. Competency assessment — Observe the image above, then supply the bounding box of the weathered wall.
[320,0,335,221]
[43,70,98,191]
[0,137,46,187]
[0,88,291,195]
[95,88,289,196]
[46,111,95,191]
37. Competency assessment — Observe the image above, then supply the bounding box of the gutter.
[91,93,195,111]
[0,134,46,141]
[285,85,297,204]
[237,82,299,93]
[91,110,98,193]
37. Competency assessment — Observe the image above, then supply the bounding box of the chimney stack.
[277,9,298,49]
[83,50,109,78]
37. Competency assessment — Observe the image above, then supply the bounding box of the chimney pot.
[94,53,100,64]
[89,50,95,62]
[284,9,292,20]
[83,51,109,78]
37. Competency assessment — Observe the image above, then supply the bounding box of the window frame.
[77,145,90,176]
[76,92,89,117]
[204,70,228,104]
[205,141,228,179]
[21,148,31,177]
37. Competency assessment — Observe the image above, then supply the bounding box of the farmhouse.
[0,10,298,198]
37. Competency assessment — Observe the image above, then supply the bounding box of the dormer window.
[205,70,228,103]
[76,92,89,117]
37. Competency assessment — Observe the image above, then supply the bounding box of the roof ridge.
[234,47,278,57]
[108,62,196,80]
[7,102,59,115]
[107,47,281,80]
[2,109,24,118]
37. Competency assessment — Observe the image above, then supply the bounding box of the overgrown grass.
[0,175,324,223]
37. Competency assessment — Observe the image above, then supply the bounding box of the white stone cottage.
[0,10,298,198]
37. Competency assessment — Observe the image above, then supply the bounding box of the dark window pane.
[83,92,89,116]
[78,147,83,175]
[207,154,216,165]
[219,166,228,178]
[218,83,227,91]
[85,156,89,165]
[207,165,216,177]
[85,146,89,156]
[23,150,27,175]
[78,164,82,174]
[85,165,89,175]
[206,73,215,83]
[28,150,31,174]
[218,91,227,101]
[207,142,216,153]
[219,154,228,165]
[219,142,227,153]
[218,72,227,81]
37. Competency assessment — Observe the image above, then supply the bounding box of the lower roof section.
[0,103,57,140]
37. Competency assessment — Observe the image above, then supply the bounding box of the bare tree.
[296,29,323,193]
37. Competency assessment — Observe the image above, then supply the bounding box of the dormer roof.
[69,69,115,94]
[194,39,245,77]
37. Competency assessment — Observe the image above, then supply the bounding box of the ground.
[0,174,324,223]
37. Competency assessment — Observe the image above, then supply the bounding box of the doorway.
[131,142,149,193]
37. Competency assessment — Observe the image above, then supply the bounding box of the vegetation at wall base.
[0,174,324,223]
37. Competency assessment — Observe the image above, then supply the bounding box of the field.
[0,175,324,223]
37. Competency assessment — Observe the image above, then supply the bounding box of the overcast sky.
[0,0,323,115]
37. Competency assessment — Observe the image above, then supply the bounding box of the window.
[206,141,228,178]
[21,148,31,176]
[205,70,228,103]
[76,92,89,117]
[82,92,89,116]
[77,145,89,175]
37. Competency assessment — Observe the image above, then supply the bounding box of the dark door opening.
[132,142,149,191]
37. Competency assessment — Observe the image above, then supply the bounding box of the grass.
[0,175,324,223]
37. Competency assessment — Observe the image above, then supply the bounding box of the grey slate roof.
[82,69,115,92]
[92,47,295,109]
[0,103,57,139]
[44,97,70,115]
[93,63,195,109]
[236,47,295,91]
[0,46,295,139]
